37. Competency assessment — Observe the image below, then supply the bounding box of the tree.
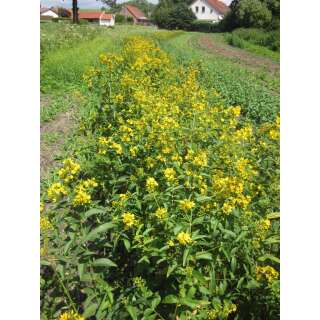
[223,0,274,30]
[153,0,195,30]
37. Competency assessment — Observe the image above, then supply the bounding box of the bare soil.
[197,35,279,76]
[40,108,75,179]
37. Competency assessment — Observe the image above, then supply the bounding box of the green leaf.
[92,258,117,268]
[195,252,213,261]
[258,254,280,264]
[83,222,115,242]
[83,303,98,318]
[209,266,216,292]
[267,212,280,219]
[78,263,85,281]
[231,257,237,272]
[84,208,105,220]
[123,238,131,252]
[183,248,190,267]
[167,263,177,278]
[126,305,138,320]
[151,296,161,310]
[163,295,179,304]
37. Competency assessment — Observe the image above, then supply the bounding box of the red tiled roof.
[125,5,147,20]
[101,12,114,20]
[206,0,230,15]
[78,12,113,20]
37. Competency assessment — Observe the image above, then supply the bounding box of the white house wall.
[190,0,221,21]
[100,18,115,26]
[41,10,58,18]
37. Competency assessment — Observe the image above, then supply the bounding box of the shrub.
[127,16,134,24]
[41,36,280,319]
[153,2,196,30]
[232,28,280,52]
[115,14,125,23]
[190,21,222,33]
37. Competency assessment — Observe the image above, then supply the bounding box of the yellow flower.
[192,151,207,167]
[58,158,81,183]
[256,266,279,283]
[73,190,91,206]
[177,231,192,245]
[130,146,138,157]
[164,168,176,182]
[122,212,136,229]
[47,183,67,203]
[179,199,195,212]
[59,310,85,320]
[269,129,279,140]
[111,142,123,155]
[222,199,236,214]
[40,201,44,214]
[40,216,53,232]
[155,207,168,220]
[146,177,158,192]
[167,240,174,247]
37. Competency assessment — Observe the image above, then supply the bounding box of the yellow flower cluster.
[207,302,237,320]
[179,199,195,212]
[122,212,136,229]
[98,137,123,155]
[47,183,67,203]
[256,266,279,283]
[40,216,53,232]
[192,151,208,167]
[177,231,192,245]
[58,158,81,183]
[59,310,85,320]
[73,178,98,206]
[155,207,168,220]
[164,168,176,182]
[146,177,158,192]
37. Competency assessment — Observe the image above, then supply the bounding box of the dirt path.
[197,35,279,76]
[40,108,75,179]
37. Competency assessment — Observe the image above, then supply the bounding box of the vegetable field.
[41,24,279,320]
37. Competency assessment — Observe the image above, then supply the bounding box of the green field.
[41,23,279,320]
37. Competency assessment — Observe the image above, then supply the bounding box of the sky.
[41,0,233,9]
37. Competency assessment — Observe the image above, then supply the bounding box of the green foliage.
[115,14,126,23]
[232,28,280,51]
[190,20,222,33]
[223,0,279,31]
[153,1,196,30]
[224,32,279,61]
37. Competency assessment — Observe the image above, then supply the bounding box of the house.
[40,7,59,18]
[189,0,230,23]
[120,5,149,25]
[78,12,115,26]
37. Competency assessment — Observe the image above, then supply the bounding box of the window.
[210,9,213,13]
[202,6,205,13]
[195,6,199,13]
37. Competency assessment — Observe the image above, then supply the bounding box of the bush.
[41,36,280,320]
[115,14,125,23]
[190,21,222,33]
[232,28,280,51]
[127,16,134,24]
[153,2,195,30]
[225,33,245,48]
